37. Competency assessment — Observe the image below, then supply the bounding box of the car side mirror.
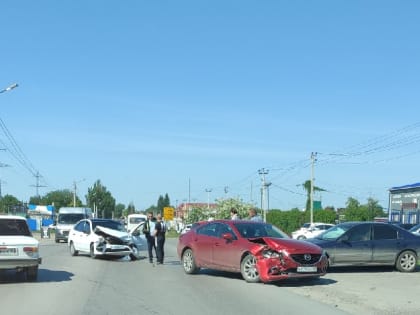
[222,233,234,241]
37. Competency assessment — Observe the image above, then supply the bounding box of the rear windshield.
[0,219,32,236]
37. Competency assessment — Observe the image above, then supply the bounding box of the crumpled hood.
[258,237,323,254]
[95,226,132,244]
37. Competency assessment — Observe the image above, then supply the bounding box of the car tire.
[297,235,306,240]
[240,254,260,283]
[69,241,78,256]
[396,250,417,272]
[90,243,97,259]
[26,266,38,281]
[182,248,199,274]
[129,245,139,261]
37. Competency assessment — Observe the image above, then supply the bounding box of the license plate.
[297,266,317,272]
[0,247,17,256]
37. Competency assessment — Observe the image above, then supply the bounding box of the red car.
[177,220,328,283]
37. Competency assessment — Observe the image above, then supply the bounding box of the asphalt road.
[1,237,419,315]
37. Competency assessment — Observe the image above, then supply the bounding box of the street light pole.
[0,83,18,94]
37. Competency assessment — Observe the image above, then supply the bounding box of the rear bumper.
[0,257,41,269]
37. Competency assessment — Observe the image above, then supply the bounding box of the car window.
[83,222,91,234]
[197,223,218,237]
[217,223,237,239]
[74,221,85,232]
[345,224,371,242]
[233,222,289,239]
[373,225,397,240]
[319,224,353,240]
[0,219,31,236]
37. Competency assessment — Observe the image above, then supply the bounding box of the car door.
[332,224,373,265]
[131,222,146,250]
[212,223,242,270]
[71,220,87,251]
[79,220,94,253]
[194,223,219,266]
[371,224,399,263]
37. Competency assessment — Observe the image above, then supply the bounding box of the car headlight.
[262,250,281,259]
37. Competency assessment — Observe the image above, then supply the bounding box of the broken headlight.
[262,249,281,259]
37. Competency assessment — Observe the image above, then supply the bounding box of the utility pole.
[32,171,46,199]
[310,152,317,226]
[73,178,86,207]
[258,168,269,222]
[205,188,212,209]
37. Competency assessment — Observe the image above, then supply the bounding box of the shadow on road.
[0,269,74,284]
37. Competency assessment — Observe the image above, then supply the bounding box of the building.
[389,182,420,224]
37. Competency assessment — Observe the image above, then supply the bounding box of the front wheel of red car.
[182,248,199,274]
[241,254,260,283]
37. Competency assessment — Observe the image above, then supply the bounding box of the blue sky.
[1,1,419,211]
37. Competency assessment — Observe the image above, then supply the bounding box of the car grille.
[63,231,69,236]
[290,254,321,265]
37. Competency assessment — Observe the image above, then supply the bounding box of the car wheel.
[129,245,139,261]
[55,238,59,243]
[396,250,417,272]
[240,254,260,283]
[26,266,38,281]
[297,235,306,240]
[69,241,78,256]
[182,248,199,274]
[90,243,97,259]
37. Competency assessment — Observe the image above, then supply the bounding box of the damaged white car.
[68,218,146,260]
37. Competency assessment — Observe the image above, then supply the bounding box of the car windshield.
[93,220,125,231]
[409,224,420,232]
[316,224,354,240]
[233,222,289,239]
[0,219,31,236]
[58,213,86,224]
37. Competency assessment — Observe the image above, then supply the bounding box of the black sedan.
[306,222,420,272]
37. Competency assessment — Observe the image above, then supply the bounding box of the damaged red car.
[177,220,328,283]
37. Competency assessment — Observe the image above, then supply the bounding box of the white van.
[55,207,93,243]
[127,214,147,232]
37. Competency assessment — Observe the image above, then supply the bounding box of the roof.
[389,182,420,192]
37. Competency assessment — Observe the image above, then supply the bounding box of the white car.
[68,218,146,260]
[291,222,335,240]
[0,215,41,281]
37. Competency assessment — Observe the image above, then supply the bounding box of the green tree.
[0,194,21,214]
[157,194,170,214]
[86,180,116,218]
[343,197,367,221]
[115,203,125,219]
[214,197,256,220]
[40,189,77,209]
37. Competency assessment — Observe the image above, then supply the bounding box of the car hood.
[252,237,323,253]
[94,226,132,244]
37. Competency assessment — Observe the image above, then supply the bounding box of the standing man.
[154,213,166,265]
[248,208,263,222]
[143,212,156,263]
